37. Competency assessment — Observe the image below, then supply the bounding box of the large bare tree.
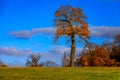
[54,5,90,67]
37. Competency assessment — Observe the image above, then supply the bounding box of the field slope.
[0,67,120,80]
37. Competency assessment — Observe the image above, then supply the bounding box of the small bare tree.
[41,60,57,67]
[26,54,41,67]
[62,52,70,67]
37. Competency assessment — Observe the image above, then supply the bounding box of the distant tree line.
[25,54,57,67]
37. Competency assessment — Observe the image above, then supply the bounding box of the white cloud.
[90,26,120,38]
[10,26,120,39]
[10,27,56,39]
[32,28,56,35]
[0,47,39,57]
[49,46,83,55]
[10,30,31,39]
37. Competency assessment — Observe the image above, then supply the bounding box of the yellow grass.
[0,67,120,80]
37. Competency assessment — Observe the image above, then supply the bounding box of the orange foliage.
[54,5,90,41]
[79,43,117,67]
[110,33,120,66]
[80,55,89,67]
[54,5,90,67]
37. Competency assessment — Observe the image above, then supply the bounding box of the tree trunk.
[70,34,76,67]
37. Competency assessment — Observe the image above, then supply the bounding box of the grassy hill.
[0,67,120,80]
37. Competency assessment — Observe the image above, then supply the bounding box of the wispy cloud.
[32,28,56,35]
[90,26,120,38]
[0,47,39,57]
[49,46,83,55]
[10,27,56,39]
[10,26,120,39]
[10,30,31,39]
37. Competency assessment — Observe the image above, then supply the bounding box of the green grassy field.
[0,67,120,80]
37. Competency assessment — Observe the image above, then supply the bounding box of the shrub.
[1,64,7,67]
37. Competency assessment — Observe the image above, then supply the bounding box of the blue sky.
[0,0,120,66]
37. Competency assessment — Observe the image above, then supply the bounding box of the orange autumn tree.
[78,43,117,67]
[110,33,120,65]
[54,5,90,67]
